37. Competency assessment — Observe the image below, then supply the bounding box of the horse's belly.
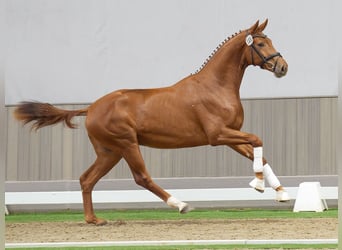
[137,131,208,149]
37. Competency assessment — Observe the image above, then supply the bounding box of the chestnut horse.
[14,20,289,225]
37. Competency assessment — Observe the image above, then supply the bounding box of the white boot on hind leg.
[167,196,192,214]
[276,189,290,202]
[264,163,290,202]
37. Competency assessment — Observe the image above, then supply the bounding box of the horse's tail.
[14,101,88,130]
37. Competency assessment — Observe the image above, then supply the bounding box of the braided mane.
[192,29,243,74]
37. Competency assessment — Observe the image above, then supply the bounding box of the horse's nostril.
[281,65,287,73]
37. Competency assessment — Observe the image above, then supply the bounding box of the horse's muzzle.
[273,58,288,78]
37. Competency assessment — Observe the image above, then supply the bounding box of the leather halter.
[247,33,282,71]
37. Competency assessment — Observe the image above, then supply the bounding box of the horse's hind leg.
[79,148,122,225]
[122,144,191,213]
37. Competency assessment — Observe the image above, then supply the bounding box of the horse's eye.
[257,42,265,47]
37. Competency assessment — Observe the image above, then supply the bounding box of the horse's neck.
[199,38,247,92]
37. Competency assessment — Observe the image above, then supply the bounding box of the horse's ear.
[257,19,268,33]
[249,20,259,34]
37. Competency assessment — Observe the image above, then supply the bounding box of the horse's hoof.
[95,218,108,226]
[276,190,290,202]
[86,217,108,226]
[249,177,265,193]
[179,203,193,214]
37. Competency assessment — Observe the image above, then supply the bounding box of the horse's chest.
[220,106,244,129]
[196,101,244,133]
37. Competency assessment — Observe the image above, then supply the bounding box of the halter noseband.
[246,32,282,71]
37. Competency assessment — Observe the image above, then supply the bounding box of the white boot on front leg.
[263,163,290,202]
[167,196,192,214]
[249,147,265,192]
[249,177,265,193]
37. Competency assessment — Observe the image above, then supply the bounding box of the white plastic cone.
[293,182,328,212]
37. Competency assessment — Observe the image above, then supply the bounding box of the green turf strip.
[5,208,337,223]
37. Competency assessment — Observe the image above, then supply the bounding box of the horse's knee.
[249,135,262,147]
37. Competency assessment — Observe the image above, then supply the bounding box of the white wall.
[5,0,337,105]
[336,0,342,245]
[1,0,6,247]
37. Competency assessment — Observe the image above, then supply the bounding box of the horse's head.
[245,19,288,78]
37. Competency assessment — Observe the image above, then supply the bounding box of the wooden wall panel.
[5,98,337,181]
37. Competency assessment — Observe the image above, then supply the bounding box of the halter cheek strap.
[246,32,282,70]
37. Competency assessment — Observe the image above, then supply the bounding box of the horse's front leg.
[209,127,264,186]
[229,144,289,201]
[208,128,290,201]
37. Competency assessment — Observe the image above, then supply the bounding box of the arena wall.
[5,97,337,182]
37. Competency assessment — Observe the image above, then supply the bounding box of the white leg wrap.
[167,196,191,214]
[253,147,264,172]
[249,177,265,192]
[276,189,290,202]
[263,163,281,189]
